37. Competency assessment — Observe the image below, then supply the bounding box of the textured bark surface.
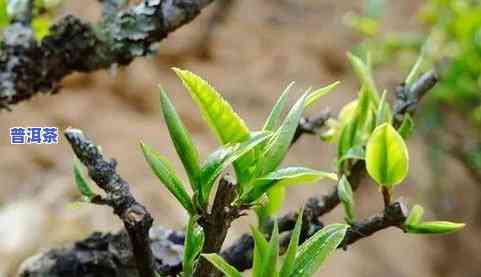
[0,0,215,109]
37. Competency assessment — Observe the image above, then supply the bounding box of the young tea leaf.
[279,208,303,277]
[258,222,279,277]
[405,204,424,226]
[0,0,8,27]
[375,90,392,126]
[261,92,309,175]
[202,254,243,277]
[256,186,286,219]
[304,81,340,108]
[199,131,272,206]
[398,114,414,139]
[251,225,269,276]
[337,175,356,223]
[290,224,348,277]
[405,221,465,235]
[73,160,95,200]
[140,142,195,214]
[347,52,380,106]
[263,82,294,132]
[172,68,253,184]
[405,49,425,85]
[183,217,204,277]
[159,87,201,192]
[366,123,409,187]
[337,119,359,161]
[241,167,337,204]
[336,145,365,167]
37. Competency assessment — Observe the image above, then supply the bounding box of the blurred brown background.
[0,0,479,276]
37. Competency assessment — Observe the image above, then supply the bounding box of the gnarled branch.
[64,128,155,277]
[0,0,215,109]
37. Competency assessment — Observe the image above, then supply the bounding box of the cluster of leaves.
[346,0,481,172]
[72,59,465,276]
[204,210,348,277]
[319,52,463,235]
[0,0,63,39]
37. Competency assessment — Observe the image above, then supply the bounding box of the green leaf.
[159,87,201,192]
[279,209,303,277]
[290,224,348,277]
[304,81,340,108]
[263,185,286,216]
[251,226,269,276]
[259,222,279,277]
[337,145,365,167]
[375,90,392,126]
[355,86,373,126]
[173,68,253,183]
[140,142,195,214]
[337,119,359,160]
[347,52,380,106]
[261,93,309,175]
[337,175,355,223]
[241,167,337,203]
[398,114,414,139]
[73,160,95,200]
[202,254,242,277]
[0,0,10,27]
[404,204,424,226]
[405,49,425,85]
[199,131,272,206]
[183,217,204,277]
[405,221,465,235]
[263,82,294,132]
[366,123,409,187]
[32,15,51,40]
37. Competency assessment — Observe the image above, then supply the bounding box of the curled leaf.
[405,204,424,226]
[337,175,356,223]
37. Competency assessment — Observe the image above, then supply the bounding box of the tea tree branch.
[64,128,156,277]
[195,176,242,277]
[0,0,216,109]
[220,201,407,271]
[292,109,331,145]
[18,202,408,276]
[222,71,439,271]
[393,70,438,127]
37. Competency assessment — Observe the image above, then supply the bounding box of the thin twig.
[64,128,156,277]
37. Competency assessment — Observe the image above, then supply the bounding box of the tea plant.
[346,0,481,183]
[68,55,464,277]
